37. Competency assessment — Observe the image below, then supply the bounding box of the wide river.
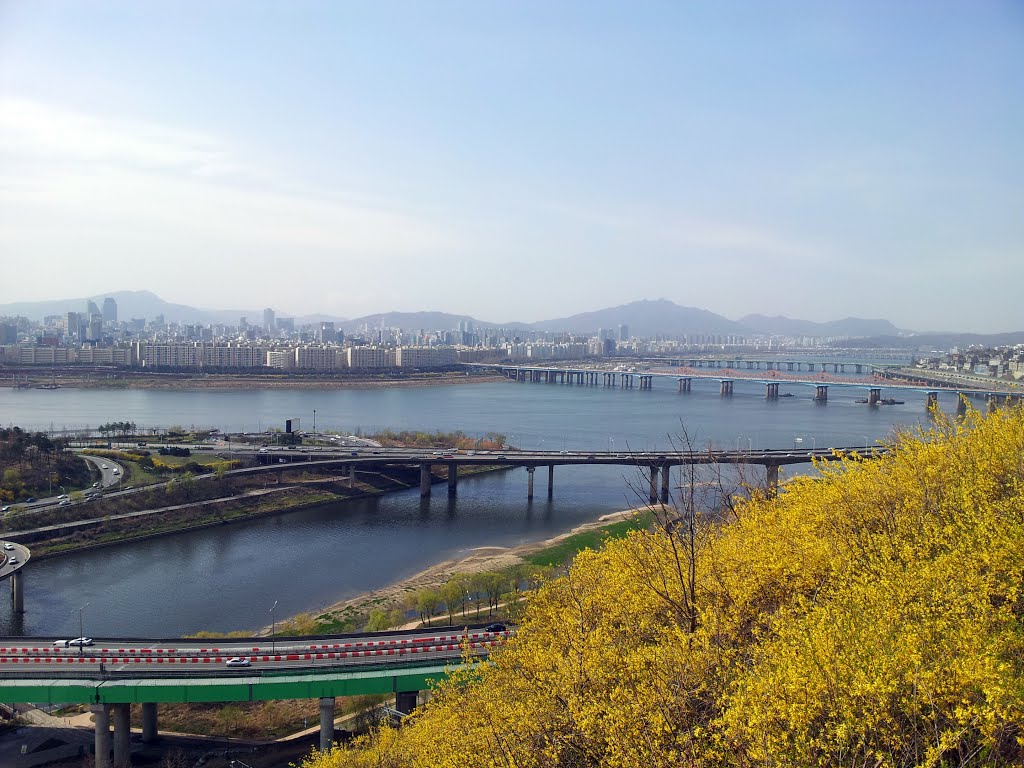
[0,378,960,638]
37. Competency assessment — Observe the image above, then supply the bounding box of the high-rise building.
[318,321,337,344]
[618,324,629,341]
[102,297,118,323]
[86,300,101,316]
[263,308,276,332]
[66,312,80,343]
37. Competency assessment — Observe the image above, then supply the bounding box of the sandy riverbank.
[297,508,643,632]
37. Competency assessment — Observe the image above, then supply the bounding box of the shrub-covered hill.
[303,407,1024,768]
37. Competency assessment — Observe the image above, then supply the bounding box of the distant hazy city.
[0,290,1020,382]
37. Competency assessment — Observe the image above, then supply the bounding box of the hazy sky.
[1,2,1021,332]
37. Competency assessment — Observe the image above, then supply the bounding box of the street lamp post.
[78,602,89,657]
[313,409,316,439]
[269,600,278,654]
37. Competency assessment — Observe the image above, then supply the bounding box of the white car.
[225,657,251,667]
[2,542,13,550]
[53,637,93,647]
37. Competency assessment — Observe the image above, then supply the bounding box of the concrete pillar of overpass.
[92,704,112,768]
[548,464,554,499]
[319,697,336,751]
[649,466,658,504]
[987,394,998,413]
[766,465,780,498]
[112,703,131,768]
[527,467,535,500]
[447,463,458,496]
[814,385,828,403]
[348,464,356,489]
[660,466,670,503]
[420,463,432,497]
[395,691,419,715]
[10,572,23,614]
[868,388,881,405]
[141,702,158,744]
[925,391,938,410]
[956,393,967,415]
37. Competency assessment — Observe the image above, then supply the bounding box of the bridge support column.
[765,382,779,399]
[987,394,998,413]
[348,464,356,489]
[660,466,670,503]
[112,702,131,767]
[10,572,23,614]
[720,380,733,396]
[420,464,432,497]
[447,463,458,496]
[925,391,938,410]
[395,691,418,715]
[766,465,779,498]
[956,393,967,415]
[92,704,112,768]
[867,388,881,405]
[319,697,336,751]
[141,702,158,744]
[814,385,828,403]
[649,467,658,504]
[527,467,535,500]
[548,465,554,499]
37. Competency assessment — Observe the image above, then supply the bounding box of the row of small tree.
[97,421,138,437]
[396,563,556,628]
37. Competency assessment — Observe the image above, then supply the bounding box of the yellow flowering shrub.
[300,405,1024,768]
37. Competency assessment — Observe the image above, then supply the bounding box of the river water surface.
[0,378,961,637]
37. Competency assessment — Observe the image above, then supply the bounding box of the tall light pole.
[313,409,316,439]
[78,602,89,656]
[269,600,278,654]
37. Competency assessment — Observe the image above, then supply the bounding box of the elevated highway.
[0,626,505,764]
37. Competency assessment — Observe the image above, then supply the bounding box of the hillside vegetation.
[302,406,1024,768]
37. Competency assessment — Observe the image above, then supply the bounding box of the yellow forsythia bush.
[301,405,1024,768]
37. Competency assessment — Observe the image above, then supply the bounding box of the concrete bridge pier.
[320,697,336,751]
[447,463,458,496]
[527,467,536,500]
[649,467,658,504]
[141,702,158,744]
[113,703,131,767]
[92,704,112,768]
[348,465,356,489]
[720,380,733,396]
[10,572,23,614]
[660,466,670,503]
[766,465,779,498]
[868,388,881,405]
[419,464,432,497]
[956,393,967,415]
[548,465,554,499]
[765,382,779,399]
[814,385,828,403]
[987,394,999,413]
[677,377,691,393]
[395,690,419,715]
[925,391,938,409]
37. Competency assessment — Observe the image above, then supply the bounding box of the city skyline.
[1,2,1021,333]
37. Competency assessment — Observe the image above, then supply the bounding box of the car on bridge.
[54,637,94,647]
[225,657,251,667]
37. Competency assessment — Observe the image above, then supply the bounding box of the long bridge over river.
[483,363,1018,410]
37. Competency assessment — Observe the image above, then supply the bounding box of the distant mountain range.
[2,291,1018,344]
[738,314,901,338]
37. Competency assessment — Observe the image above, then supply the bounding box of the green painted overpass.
[0,661,468,705]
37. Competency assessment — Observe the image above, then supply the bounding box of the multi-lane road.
[0,626,508,677]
